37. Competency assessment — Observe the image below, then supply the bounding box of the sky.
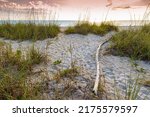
[0,0,150,21]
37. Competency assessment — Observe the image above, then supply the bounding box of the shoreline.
[1,19,150,27]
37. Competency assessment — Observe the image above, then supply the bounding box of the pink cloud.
[0,0,149,10]
[106,0,150,9]
[0,0,8,2]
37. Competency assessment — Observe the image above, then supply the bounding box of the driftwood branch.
[93,42,104,95]
[93,33,114,95]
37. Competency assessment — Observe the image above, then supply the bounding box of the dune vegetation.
[110,24,150,61]
[65,21,118,35]
[0,18,149,100]
[0,21,118,41]
[0,42,46,99]
[0,23,60,41]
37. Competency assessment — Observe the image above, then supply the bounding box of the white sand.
[0,30,150,99]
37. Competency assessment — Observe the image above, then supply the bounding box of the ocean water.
[113,20,150,26]
[0,20,78,27]
[0,20,150,27]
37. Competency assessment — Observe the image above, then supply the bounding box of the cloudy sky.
[0,0,150,21]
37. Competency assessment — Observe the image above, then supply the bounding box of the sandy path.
[101,44,150,99]
[45,33,115,99]
[0,33,112,99]
[0,31,150,99]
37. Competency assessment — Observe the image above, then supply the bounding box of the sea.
[0,20,150,27]
[0,20,78,27]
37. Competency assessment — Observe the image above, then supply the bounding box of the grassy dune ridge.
[0,21,118,40]
[65,21,118,35]
[110,24,150,61]
[0,23,60,41]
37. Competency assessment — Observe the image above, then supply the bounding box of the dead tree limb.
[93,33,114,95]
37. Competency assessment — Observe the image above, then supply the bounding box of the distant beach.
[0,20,150,27]
[0,20,77,27]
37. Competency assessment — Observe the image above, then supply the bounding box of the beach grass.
[0,23,60,41]
[0,42,46,99]
[54,67,79,82]
[65,21,118,35]
[110,24,150,61]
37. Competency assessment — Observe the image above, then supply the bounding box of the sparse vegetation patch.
[0,42,46,99]
[65,21,118,35]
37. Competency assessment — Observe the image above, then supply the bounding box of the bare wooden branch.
[93,33,114,95]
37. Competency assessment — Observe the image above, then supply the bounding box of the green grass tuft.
[0,23,60,41]
[27,45,46,65]
[0,43,46,99]
[110,24,150,61]
[54,67,79,82]
[58,68,79,78]
[65,21,118,35]
[53,60,62,65]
